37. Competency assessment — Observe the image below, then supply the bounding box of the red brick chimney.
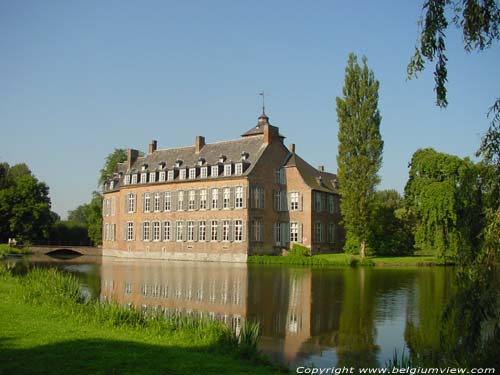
[195,136,205,153]
[263,124,280,144]
[148,140,157,154]
[290,143,295,153]
[318,165,325,172]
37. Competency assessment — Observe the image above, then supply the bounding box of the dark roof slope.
[284,153,339,193]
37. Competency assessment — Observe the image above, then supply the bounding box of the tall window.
[290,192,300,211]
[153,221,161,241]
[315,222,323,242]
[127,222,134,241]
[211,220,218,241]
[274,222,282,244]
[290,222,299,242]
[149,172,156,183]
[199,189,207,209]
[223,188,230,209]
[131,174,138,184]
[127,193,136,213]
[159,171,166,182]
[252,220,262,241]
[235,186,243,208]
[201,167,208,178]
[179,169,187,180]
[187,221,194,241]
[328,195,335,214]
[143,221,151,241]
[111,197,116,216]
[154,192,161,212]
[164,192,171,211]
[211,165,219,177]
[234,220,243,242]
[315,193,322,212]
[275,168,286,184]
[211,188,219,209]
[222,220,230,241]
[177,191,184,210]
[144,193,151,212]
[189,168,196,179]
[328,223,335,243]
[235,163,243,175]
[124,175,131,185]
[224,164,232,176]
[253,187,264,209]
[176,221,183,241]
[199,221,206,241]
[141,173,147,183]
[163,221,171,241]
[188,190,196,210]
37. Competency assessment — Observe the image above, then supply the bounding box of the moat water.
[4,255,469,369]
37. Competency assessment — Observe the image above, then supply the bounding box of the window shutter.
[241,221,247,242]
[299,193,303,211]
[150,222,154,241]
[142,194,145,212]
[242,187,247,208]
[171,191,178,211]
[140,222,144,241]
[195,189,200,210]
[125,196,128,213]
[273,223,278,244]
[183,191,188,211]
[273,190,278,211]
[229,221,234,242]
[298,223,303,243]
[217,220,222,241]
[261,189,265,209]
[158,192,164,212]
[194,221,199,242]
[249,220,254,242]
[182,221,187,241]
[281,191,287,212]
[172,221,177,241]
[123,223,127,241]
[217,189,223,210]
[230,187,235,209]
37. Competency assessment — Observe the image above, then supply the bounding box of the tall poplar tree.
[336,53,383,258]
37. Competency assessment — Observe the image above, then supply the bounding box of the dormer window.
[141,164,148,171]
[211,165,219,177]
[167,170,174,181]
[124,175,131,185]
[159,162,166,170]
[189,168,196,179]
[175,159,183,168]
[197,158,205,166]
[219,155,226,163]
[131,174,138,184]
[241,152,249,161]
[149,172,156,183]
[140,172,147,183]
[235,163,243,175]
[201,166,208,178]
[179,168,187,180]
[159,171,166,182]
[224,164,232,176]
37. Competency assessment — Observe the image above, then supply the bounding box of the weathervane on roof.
[259,91,266,115]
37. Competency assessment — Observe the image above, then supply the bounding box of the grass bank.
[248,253,446,267]
[0,267,285,375]
[0,243,31,259]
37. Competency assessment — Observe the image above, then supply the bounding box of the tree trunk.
[360,239,366,259]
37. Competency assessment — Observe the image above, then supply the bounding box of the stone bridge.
[29,245,101,257]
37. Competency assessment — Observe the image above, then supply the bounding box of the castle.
[102,111,344,262]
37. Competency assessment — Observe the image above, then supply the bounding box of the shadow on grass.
[0,338,281,375]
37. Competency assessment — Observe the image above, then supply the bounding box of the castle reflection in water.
[100,257,454,369]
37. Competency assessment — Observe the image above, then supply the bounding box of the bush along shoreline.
[0,267,287,375]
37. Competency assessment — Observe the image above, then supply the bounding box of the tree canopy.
[98,148,128,187]
[336,53,384,258]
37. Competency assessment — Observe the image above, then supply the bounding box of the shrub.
[289,244,311,257]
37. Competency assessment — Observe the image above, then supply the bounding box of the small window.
[131,174,138,184]
[201,167,208,178]
[199,221,206,241]
[235,163,243,175]
[211,165,219,177]
[235,186,243,208]
[159,171,166,182]
[290,192,300,211]
[199,189,207,210]
[164,192,171,211]
[188,190,195,210]
[144,193,151,212]
[211,188,219,209]
[140,173,147,184]
[149,172,156,183]
[223,188,230,209]
[290,222,299,242]
[124,175,131,185]
[167,170,174,181]
[189,168,196,179]
[179,169,187,180]
[127,222,134,241]
[224,164,232,176]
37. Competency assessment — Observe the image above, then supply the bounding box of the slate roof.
[120,134,267,176]
[284,152,339,193]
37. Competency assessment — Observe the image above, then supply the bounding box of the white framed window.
[224,164,232,176]
[211,165,219,177]
[290,192,300,211]
[176,221,184,241]
[187,221,195,241]
[124,175,131,185]
[199,189,207,210]
[290,222,299,242]
[235,163,243,175]
[178,191,184,210]
[189,168,196,179]
[201,167,208,178]
[126,221,134,241]
[143,221,151,241]
[211,220,218,241]
[149,172,156,183]
[328,195,335,214]
[211,188,219,209]
[328,223,335,243]
[188,190,195,210]
[144,193,151,212]
[153,221,161,241]
[234,220,243,242]
[159,171,166,182]
[252,220,262,241]
[131,174,138,184]
[167,170,174,181]
[222,220,230,241]
[127,193,136,213]
[315,222,323,242]
[235,186,243,208]
[223,188,230,209]
[315,192,322,212]
[164,192,171,211]
[141,173,147,184]
[179,169,187,180]
[163,221,171,241]
[199,221,206,241]
[154,192,161,212]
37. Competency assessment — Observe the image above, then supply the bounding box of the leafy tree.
[68,204,91,225]
[49,221,91,246]
[370,190,414,256]
[67,192,103,246]
[98,148,127,187]
[404,148,482,261]
[336,53,384,258]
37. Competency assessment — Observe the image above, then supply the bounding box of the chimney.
[195,136,205,153]
[318,165,325,172]
[263,124,280,144]
[127,149,139,170]
[290,143,295,153]
[148,140,157,154]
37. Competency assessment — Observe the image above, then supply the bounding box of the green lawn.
[0,244,31,259]
[0,269,284,375]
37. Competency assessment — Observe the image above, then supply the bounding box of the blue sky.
[1,1,498,218]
